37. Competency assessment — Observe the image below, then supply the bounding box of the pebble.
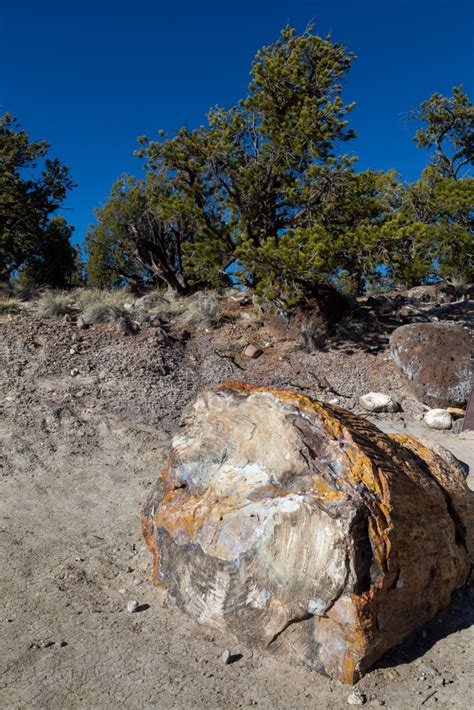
[118,588,126,594]
[127,599,139,613]
[424,409,452,430]
[359,392,398,413]
[243,343,263,359]
[347,691,367,705]
[221,649,231,665]
[70,368,79,377]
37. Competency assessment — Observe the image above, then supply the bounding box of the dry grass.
[0,298,22,314]
[71,287,135,310]
[34,291,75,318]
[182,292,224,327]
[28,287,234,331]
[79,303,137,333]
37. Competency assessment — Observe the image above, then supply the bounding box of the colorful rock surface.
[142,383,474,684]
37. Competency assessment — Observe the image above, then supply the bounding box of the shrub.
[35,291,75,318]
[182,293,224,327]
[79,303,137,333]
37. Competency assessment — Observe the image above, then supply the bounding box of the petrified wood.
[142,383,474,684]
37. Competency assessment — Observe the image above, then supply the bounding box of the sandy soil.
[1,303,473,709]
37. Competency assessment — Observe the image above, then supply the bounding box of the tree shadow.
[304,295,473,355]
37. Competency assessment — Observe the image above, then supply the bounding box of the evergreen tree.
[0,113,75,285]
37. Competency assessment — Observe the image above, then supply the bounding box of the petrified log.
[142,383,474,684]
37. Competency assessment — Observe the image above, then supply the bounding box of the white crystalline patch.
[196,495,303,561]
[246,585,271,609]
[307,598,330,615]
[210,463,271,495]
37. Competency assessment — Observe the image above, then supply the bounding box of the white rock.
[221,649,231,665]
[359,392,398,413]
[424,409,452,430]
[347,691,366,705]
[127,599,139,613]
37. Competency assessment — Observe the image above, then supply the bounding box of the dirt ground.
[1,298,473,709]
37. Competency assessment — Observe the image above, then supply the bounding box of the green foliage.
[89,31,473,303]
[413,86,474,179]
[17,217,79,288]
[135,25,358,304]
[0,113,76,285]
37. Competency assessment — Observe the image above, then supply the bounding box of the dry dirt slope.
[0,309,473,709]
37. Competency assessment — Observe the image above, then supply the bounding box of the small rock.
[452,417,465,434]
[424,409,452,430]
[118,588,126,594]
[70,347,78,355]
[359,392,398,413]
[70,368,79,377]
[347,691,367,705]
[243,344,263,359]
[328,397,340,405]
[127,599,139,613]
[447,407,465,419]
[221,649,231,665]
[154,327,172,346]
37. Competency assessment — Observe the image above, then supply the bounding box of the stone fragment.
[142,383,474,684]
[359,392,398,413]
[446,407,465,419]
[221,649,231,665]
[390,323,473,408]
[127,599,139,613]
[347,691,367,705]
[424,409,452,430]
[452,418,465,435]
[243,344,263,359]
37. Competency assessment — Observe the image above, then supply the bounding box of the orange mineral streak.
[141,511,161,586]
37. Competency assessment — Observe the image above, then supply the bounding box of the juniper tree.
[0,113,75,284]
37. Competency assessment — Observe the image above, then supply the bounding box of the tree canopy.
[0,113,78,287]
[78,28,474,302]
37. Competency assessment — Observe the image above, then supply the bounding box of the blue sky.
[2,0,473,247]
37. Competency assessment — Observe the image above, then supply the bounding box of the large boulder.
[142,383,474,684]
[390,322,473,408]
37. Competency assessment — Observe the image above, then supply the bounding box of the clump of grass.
[10,282,40,302]
[0,297,22,314]
[71,287,134,310]
[35,291,75,318]
[182,292,224,327]
[78,303,137,333]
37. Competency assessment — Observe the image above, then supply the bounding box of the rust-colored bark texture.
[142,382,474,684]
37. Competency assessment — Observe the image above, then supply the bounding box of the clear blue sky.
[2,0,473,247]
